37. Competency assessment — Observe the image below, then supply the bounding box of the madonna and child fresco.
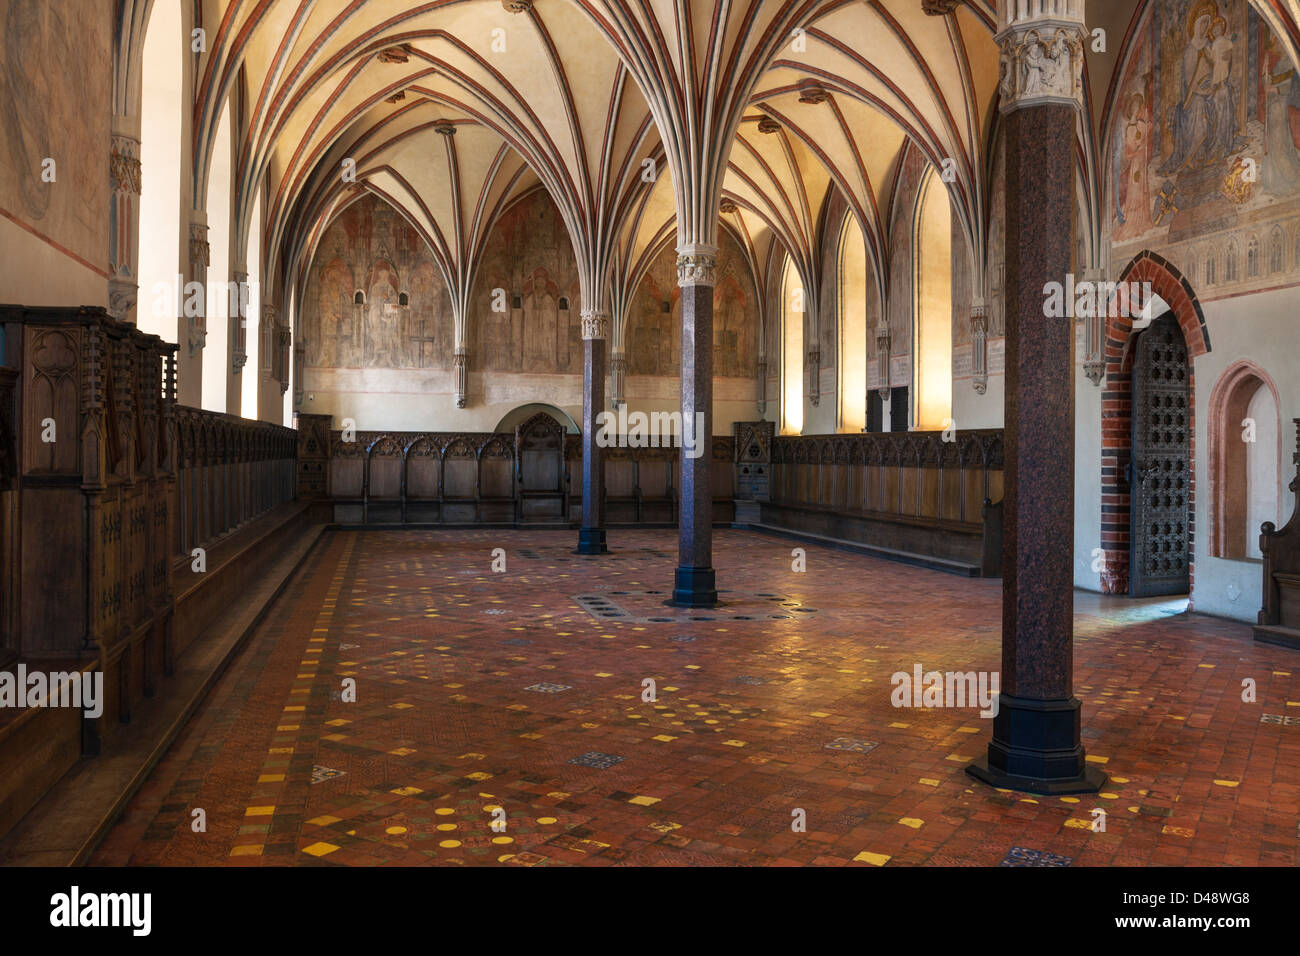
[1111,0,1300,250]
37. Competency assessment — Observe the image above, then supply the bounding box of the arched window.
[1270,227,1285,273]
[837,214,868,432]
[780,255,803,435]
[1205,251,1216,286]
[241,192,261,419]
[1209,362,1282,559]
[354,290,365,305]
[399,291,410,307]
[137,0,183,343]
[1225,240,1239,282]
[913,166,952,430]
[202,97,233,413]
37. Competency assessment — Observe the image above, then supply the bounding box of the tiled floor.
[90,529,1300,866]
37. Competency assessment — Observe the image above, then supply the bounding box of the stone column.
[108,121,142,323]
[968,0,1104,794]
[577,309,609,554]
[671,244,718,607]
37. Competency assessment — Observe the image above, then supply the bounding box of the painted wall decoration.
[625,226,758,379]
[470,188,582,374]
[1108,0,1300,295]
[303,193,452,369]
[0,0,110,270]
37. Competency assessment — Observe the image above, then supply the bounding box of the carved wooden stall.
[734,424,1005,576]
[318,420,735,527]
[1256,419,1300,650]
[0,305,301,841]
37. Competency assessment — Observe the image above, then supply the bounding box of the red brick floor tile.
[88,529,1300,867]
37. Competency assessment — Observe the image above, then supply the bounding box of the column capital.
[580,309,610,340]
[676,243,718,288]
[996,3,1086,115]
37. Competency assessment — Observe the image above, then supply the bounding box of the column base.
[575,528,608,555]
[669,566,718,608]
[965,694,1107,795]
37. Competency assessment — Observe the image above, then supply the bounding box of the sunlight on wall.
[839,216,868,432]
[781,256,803,435]
[914,168,952,431]
[137,0,182,343]
[242,193,261,419]
[203,99,232,413]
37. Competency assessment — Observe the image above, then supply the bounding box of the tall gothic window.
[838,215,868,433]
[138,0,183,343]
[202,98,233,413]
[781,255,803,435]
[913,166,952,431]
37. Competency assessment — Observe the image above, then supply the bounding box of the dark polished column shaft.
[672,246,718,607]
[968,20,1104,795]
[577,310,608,554]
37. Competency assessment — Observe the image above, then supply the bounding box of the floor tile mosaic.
[89,528,1300,867]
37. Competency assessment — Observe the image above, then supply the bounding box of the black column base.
[575,527,608,555]
[965,694,1107,795]
[669,565,718,608]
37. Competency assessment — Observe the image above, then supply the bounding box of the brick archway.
[1099,251,1211,596]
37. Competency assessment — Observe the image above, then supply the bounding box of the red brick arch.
[1098,251,1211,597]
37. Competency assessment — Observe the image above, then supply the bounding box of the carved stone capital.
[922,0,962,14]
[502,0,532,11]
[580,309,609,340]
[996,20,1085,114]
[676,243,718,288]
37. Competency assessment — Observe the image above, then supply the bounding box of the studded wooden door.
[1129,312,1191,597]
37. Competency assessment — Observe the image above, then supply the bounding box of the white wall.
[1193,287,1299,621]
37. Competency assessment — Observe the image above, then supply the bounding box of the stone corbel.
[454,346,468,408]
[970,302,989,395]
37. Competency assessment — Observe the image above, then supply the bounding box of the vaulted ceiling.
[169,0,1300,344]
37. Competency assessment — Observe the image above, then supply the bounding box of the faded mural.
[1109,0,1300,293]
[470,188,582,374]
[0,0,110,270]
[625,225,758,379]
[303,193,453,370]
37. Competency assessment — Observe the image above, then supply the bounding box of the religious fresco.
[1108,0,1300,294]
[0,0,110,270]
[625,226,758,379]
[303,193,452,370]
[470,188,582,374]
